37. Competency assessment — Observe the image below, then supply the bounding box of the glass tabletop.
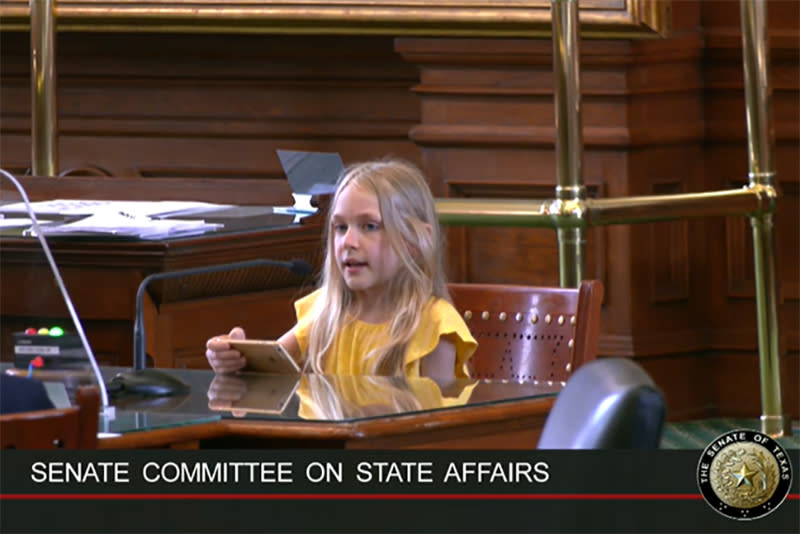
[3,364,563,434]
[98,409,221,436]
[103,367,563,431]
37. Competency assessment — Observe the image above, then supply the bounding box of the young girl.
[206,158,476,382]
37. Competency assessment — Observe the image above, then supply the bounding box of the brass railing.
[27,0,786,436]
[29,0,57,176]
[437,0,785,437]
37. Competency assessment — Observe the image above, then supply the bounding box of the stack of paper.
[0,217,55,229]
[0,199,233,218]
[30,210,223,240]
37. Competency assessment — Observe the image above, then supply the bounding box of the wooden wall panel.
[0,32,422,178]
[701,0,799,419]
[396,34,708,364]
[396,0,797,419]
[649,184,689,304]
[0,0,797,420]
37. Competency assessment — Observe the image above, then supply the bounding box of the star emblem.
[732,463,757,487]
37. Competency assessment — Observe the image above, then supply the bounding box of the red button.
[24,327,38,335]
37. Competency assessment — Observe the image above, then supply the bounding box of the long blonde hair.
[301,374,423,420]
[305,158,450,376]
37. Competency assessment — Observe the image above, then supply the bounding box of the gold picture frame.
[1,1,670,38]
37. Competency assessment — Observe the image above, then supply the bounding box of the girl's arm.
[419,335,457,382]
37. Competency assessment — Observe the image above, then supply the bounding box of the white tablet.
[229,339,301,375]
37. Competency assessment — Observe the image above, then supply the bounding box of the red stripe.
[0,493,704,500]
[1,493,797,501]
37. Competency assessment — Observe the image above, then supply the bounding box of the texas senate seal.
[697,428,792,520]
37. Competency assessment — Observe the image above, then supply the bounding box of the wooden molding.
[649,182,689,303]
[0,1,671,38]
[598,329,708,356]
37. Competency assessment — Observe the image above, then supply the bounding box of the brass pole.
[551,0,586,288]
[436,185,771,228]
[434,0,786,441]
[586,186,773,226]
[30,0,58,176]
[740,0,786,437]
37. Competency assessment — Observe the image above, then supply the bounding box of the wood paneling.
[700,0,799,420]
[395,0,797,419]
[443,180,606,288]
[395,34,709,364]
[0,0,797,420]
[0,177,324,368]
[649,183,689,304]
[0,32,422,177]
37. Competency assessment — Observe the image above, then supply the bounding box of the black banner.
[1,449,798,533]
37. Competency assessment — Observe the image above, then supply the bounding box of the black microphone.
[0,169,116,419]
[128,258,313,395]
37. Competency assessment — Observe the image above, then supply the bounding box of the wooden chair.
[0,385,100,449]
[449,280,603,383]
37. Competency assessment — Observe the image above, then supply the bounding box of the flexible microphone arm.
[0,169,115,418]
[133,258,313,371]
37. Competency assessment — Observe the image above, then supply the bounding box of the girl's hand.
[205,326,247,374]
[207,374,249,417]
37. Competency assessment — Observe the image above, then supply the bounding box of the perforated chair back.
[449,280,603,383]
[0,385,100,449]
[537,358,666,449]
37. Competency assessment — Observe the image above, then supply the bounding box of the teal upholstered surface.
[660,417,800,449]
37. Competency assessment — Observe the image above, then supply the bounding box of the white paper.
[29,209,223,240]
[0,218,54,228]
[0,199,233,218]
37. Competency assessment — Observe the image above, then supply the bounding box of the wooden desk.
[98,397,555,450]
[0,176,324,369]
[2,355,560,450]
[96,373,559,450]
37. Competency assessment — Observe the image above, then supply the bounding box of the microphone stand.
[1,169,116,420]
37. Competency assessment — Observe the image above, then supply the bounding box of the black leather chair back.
[537,358,666,449]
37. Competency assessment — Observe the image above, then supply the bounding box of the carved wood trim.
[649,181,689,303]
[780,182,800,302]
[1,116,418,141]
[410,124,705,148]
[725,212,754,300]
[598,329,708,356]
[0,1,671,38]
